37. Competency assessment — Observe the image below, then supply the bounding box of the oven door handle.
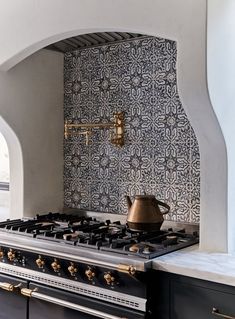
[21,288,128,319]
[0,281,22,292]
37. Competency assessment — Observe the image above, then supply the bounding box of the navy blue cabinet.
[0,273,27,319]
[152,271,235,319]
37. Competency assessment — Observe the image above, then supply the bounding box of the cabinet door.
[171,279,235,319]
[0,273,27,319]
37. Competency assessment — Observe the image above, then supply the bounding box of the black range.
[0,211,199,319]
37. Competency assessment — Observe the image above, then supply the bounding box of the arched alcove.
[0,0,228,252]
[0,132,10,220]
[0,116,23,219]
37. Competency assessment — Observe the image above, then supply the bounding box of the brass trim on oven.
[0,282,22,292]
[118,264,136,276]
[0,282,14,292]
[0,263,146,311]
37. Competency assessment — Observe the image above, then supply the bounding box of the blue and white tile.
[64,36,200,222]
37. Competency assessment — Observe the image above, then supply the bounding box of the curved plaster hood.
[0,0,232,253]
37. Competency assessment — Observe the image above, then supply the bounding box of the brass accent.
[0,249,4,259]
[129,244,140,253]
[36,255,45,268]
[104,272,116,285]
[77,129,92,146]
[21,287,38,298]
[7,249,15,262]
[68,262,78,276]
[64,112,124,147]
[0,282,22,292]
[118,264,136,276]
[51,258,61,272]
[85,266,96,281]
[0,282,14,292]
[126,195,170,232]
[212,308,235,319]
[110,112,124,147]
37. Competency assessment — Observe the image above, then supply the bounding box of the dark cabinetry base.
[152,271,235,319]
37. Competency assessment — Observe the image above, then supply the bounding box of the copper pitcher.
[126,195,170,232]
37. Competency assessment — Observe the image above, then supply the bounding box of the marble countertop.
[152,244,235,287]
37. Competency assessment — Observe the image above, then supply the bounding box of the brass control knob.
[51,258,61,272]
[0,249,4,259]
[104,272,116,286]
[7,249,15,262]
[68,262,78,276]
[85,266,96,281]
[36,255,45,268]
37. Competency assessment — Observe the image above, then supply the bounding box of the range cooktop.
[0,212,199,259]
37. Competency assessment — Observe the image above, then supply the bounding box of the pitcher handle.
[156,200,170,215]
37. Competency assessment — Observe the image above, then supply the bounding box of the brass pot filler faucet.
[64,112,124,147]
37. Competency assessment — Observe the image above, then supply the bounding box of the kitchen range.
[0,209,198,319]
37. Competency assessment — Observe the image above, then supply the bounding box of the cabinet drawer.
[171,280,235,319]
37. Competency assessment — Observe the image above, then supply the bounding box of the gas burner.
[142,245,155,255]
[129,243,156,255]
[0,212,199,259]
[163,235,178,246]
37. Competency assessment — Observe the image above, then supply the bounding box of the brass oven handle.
[21,288,128,319]
[212,307,235,319]
[0,282,22,292]
[0,282,14,291]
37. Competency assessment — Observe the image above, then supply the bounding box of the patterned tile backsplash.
[64,36,200,223]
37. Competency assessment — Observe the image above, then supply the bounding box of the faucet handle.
[85,129,92,145]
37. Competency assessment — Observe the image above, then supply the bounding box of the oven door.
[25,283,146,319]
[0,273,27,319]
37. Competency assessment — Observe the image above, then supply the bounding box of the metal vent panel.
[46,32,146,53]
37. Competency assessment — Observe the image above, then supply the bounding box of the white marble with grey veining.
[152,245,235,287]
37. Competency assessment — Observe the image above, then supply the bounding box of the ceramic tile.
[64,36,200,222]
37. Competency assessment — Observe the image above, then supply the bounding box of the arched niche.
[0,0,228,252]
[0,132,10,220]
[0,116,23,219]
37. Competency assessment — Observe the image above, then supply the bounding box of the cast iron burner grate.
[0,212,199,259]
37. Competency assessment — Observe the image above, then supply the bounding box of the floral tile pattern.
[64,36,200,223]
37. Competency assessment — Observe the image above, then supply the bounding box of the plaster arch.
[0,116,23,220]
[207,0,235,252]
[0,0,228,252]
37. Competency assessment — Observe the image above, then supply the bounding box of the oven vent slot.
[0,264,145,311]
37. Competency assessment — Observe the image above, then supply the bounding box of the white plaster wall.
[0,115,23,220]
[0,49,64,218]
[0,0,228,251]
[207,0,235,252]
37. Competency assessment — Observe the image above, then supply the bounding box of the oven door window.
[28,283,145,319]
